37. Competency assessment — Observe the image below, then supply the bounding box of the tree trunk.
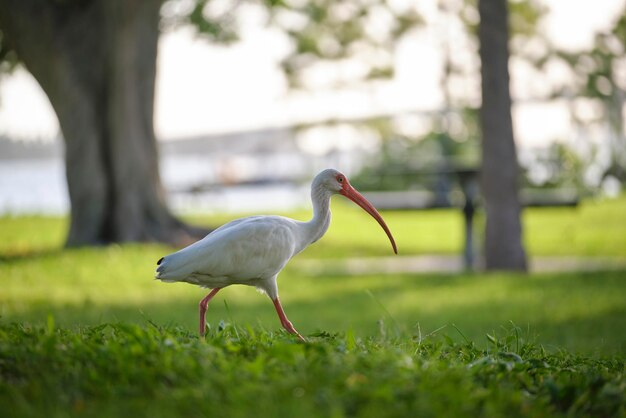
[478,0,527,271]
[0,0,206,246]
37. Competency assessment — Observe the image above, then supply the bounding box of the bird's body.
[157,215,320,297]
[155,169,396,340]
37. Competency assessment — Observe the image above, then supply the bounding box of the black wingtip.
[157,257,164,266]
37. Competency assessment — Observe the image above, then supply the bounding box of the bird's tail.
[154,252,195,283]
[154,256,176,282]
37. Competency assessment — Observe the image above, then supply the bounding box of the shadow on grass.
[4,269,625,355]
[0,248,66,263]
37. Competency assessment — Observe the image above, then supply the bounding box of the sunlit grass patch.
[0,196,625,356]
[2,195,625,258]
[1,241,624,354]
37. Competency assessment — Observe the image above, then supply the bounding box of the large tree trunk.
[478,0,527,271]
[0,0,205,246]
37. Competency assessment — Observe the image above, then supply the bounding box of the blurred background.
[1,0,624,215]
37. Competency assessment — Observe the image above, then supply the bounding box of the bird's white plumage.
[156,214,313,298]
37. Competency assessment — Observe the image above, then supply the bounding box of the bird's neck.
[303,185,332,246]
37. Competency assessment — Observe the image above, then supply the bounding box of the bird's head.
[314,169,398,254]
[314,168,350,193]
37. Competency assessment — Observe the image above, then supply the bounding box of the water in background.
[0,156,314,215]
[0,159,68,214]
[0,123,377,215]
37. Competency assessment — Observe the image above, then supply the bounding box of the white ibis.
[155,169,397,340]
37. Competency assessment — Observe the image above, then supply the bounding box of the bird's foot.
[273,297,306,342]
[286,329,307,342]
[282,320,306,342]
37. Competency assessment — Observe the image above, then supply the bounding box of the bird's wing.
[155,216,298,283]
[209,216,264,235]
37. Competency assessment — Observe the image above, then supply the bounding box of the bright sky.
[0,0,623,146]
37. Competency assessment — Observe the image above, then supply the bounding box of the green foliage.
[161,0,239,43]
[453,0,547,48]
[507,0,547,39]
[557,11,626,102]
[520,142,590,192]
[352,109,482,192]
[270,0,422,87]
[163,0,422,87]
[0,323,624,418]
[550,4,626,186]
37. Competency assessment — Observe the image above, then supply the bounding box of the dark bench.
[360,168,579,270]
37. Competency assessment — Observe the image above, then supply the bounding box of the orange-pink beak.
[340,181,398,254]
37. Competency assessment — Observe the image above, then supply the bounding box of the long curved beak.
[340,185,398,254]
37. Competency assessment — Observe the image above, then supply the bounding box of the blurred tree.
[555,8,626,188]
[0,0,545,261]
[0,1,216,247]
[0,0,419,246]
[274,0,531,270]
[268,0,421,87]
[478,0,527,271]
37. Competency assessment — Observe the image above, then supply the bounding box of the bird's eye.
[337,176,343,183]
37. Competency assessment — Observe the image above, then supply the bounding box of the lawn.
[1,247,625,354]
[0,196,625,417]
[2,195,626,258]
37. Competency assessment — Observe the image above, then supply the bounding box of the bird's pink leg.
[272,297,305,341]
[199,288,221,337]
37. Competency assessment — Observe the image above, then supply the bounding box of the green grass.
[522,196,626,257]
[1,197,625,417]
[1,323,624,418]
[2,195,626,258]
[1,245,625,354]
[1,196,625,354]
